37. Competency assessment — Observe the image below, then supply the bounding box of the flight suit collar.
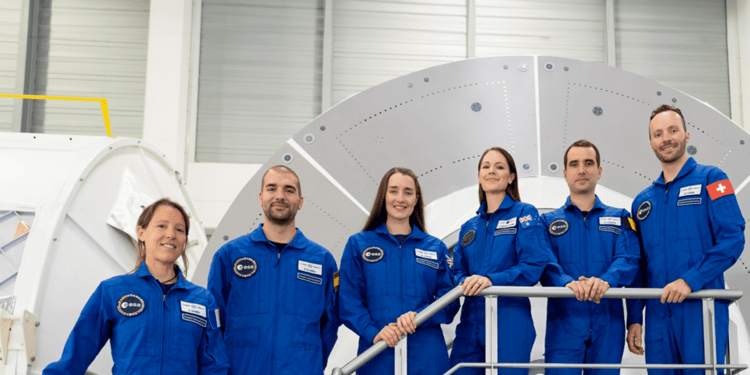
[562,195,605,214]
[250,223,308,251]
[477,194,515,220]
[655,156,697,186]
[373,221,428,241]
[134,261,188,289]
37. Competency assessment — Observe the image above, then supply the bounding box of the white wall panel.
[30,0,148,137]
[0,0,23,132]
[475,0,606,63]
[332,0,467,104]
[195,0,324,163]
[615,0,730,117]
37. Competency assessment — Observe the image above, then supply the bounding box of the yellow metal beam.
[0,94,113,137]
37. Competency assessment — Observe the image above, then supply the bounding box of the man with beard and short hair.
[208,165,340,375]
[626,105,745,374]
[541,140,639,375]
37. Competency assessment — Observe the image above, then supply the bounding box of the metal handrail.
[330,286,744,375]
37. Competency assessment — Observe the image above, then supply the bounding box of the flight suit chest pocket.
[288,257,326,318]
[170,299,208,361]
[228,254,270,315]
[547,218,578,264]
[407,248,438,297]
[111,291,154,357]
[595,216,621,263]
[363,246,390,296]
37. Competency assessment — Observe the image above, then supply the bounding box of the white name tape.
[679,184,702,197]
[497,217,517,229]
[298,260,323,276]
[415,249,437,260]
[599,217,621,226]
[181,301,207,318]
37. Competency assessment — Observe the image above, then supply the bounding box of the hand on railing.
[566,276,610,304]
[661,278,692,303]
[396,311,417,335]
[461,275,492,296]
[373,323,402,347]
[626,323,644,355]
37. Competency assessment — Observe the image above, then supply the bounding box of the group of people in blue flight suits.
[43,103,745,375]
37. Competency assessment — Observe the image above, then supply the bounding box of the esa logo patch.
[548,219,569,236]
[118,294,145,317]
[637,201,652,221]
[363,247,384,263]
[461,229,475,246]
[233,257,258,278]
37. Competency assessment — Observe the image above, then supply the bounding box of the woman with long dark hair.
[339,167,459,375]
[449,147,554,375]
[44,198,229,375]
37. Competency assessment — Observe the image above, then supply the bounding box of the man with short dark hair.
[208,165,339,375]
[541,139,639,375]
[626,105,745,374]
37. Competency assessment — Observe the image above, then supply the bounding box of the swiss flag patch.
[707,179,735,200]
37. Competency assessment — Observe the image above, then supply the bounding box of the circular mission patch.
[117,294,145,317]
[363,247,384,263]
[234,257,258,278]
[637,201,652,221]
[548,219,569,236]
[461,229,475,246]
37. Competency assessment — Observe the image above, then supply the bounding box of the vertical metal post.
[395,335,407,375]
[702,298,717,375]
[485,296,498,375]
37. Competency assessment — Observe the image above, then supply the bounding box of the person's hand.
[373,324,401,347]
[660,279,692,304]
[396,311,417,335]
[584,277,610,304]
[626,323,644,355]
[461,275,492,296]
[565,279,587,301]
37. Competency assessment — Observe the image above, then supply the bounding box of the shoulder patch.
[707,179,735,200]
[234,257,258,278]
[363,247,384,263]
[333,271,340,293]
[461,229,475,246]
[118,294,145,317]
[548,219,569,236]
[622,217,637,232]
[636,201,652,221]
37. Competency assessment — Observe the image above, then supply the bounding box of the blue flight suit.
[627,157,745,375]
[44,263,229,375]
[338,223,459,375]
[208,225,339,375]
[540,196,640,375]
[450,196,555,375]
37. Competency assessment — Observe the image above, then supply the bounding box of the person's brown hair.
[132,198,190,276]
[564,139,601,168]
[362,167,426,233]
[649,105,686,139]
[478,147,521,204]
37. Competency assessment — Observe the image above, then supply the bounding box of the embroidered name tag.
[679,184,702,197]
[496,217,517,229]
[599,217,621,226]
[599,226,621,235]
[298,260,323,276]
[180,301,206,318]
[297,272,322,285]
[415,249,437,260]
[494,228,517,236]
[416,258,439,269]
[182,313,207,327]
[677,198,702,206]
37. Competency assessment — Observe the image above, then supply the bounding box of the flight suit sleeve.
[487,206,554,286]
[539,214,576,287]
[207,247,230,333]
[320,252,340,367]
[451,225,471,285]
[338,236,381,345]
[598,211,640,288]
[43,283,112,375]
[626,201,646,327]
[198,295,230,375]
[681,169,746,292]
[417,242,459,327]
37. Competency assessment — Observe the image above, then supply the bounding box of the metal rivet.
[545,63,554,71]
[522,164,531,171]
[564,67,569,71]
[424,78,429,82]
[672,98,677,103]
[518,63,528,72]
[223,235,229,241]
[687,145,697,155]
[657,91,662,96]
[503,65,509,69]
[593,107,603,116]
[408,83,413,88]
[282,153,293,163]
[471,102,482,112]
[548,163,559,172]
[320,126,326,131]
[303,133,315,144]
[741,140,745,145]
